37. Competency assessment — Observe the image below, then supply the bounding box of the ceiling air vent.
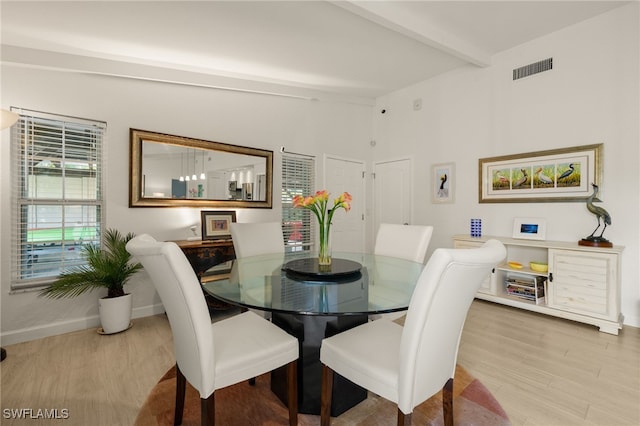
[513,58,553,80]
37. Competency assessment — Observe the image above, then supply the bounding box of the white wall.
[372,3,640,327]
[2,3,638,344]
[0,65,373,344]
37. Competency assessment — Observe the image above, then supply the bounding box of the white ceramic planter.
[98,293,133,334]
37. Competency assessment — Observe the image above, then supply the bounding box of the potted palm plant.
[40,228,143,334]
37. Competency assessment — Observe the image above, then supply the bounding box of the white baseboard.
[623,313,640,329]
[0,303,165,346]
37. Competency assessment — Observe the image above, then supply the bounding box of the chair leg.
[201,393,215,426]
[443,378,454,426]
[174,364,186,425]
[397,408,412,426]
[287,360,298,426]
[320,364,334,426]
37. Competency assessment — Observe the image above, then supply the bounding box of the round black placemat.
[283,258,362,282]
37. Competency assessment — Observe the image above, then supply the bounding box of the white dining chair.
[229,222,285,319]
[374,223,433,264]
[230,222,285,258]
[371,223,433,321]
[319,239,506,426]
[126,234,299,426]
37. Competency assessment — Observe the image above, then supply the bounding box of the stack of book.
[505,275,546,304]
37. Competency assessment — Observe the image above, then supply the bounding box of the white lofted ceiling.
[0,1,631,101]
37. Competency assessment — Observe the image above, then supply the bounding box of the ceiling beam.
[332,1,492,67]
[1,45,375,106]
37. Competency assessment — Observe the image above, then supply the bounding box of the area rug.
[135,364,510,426]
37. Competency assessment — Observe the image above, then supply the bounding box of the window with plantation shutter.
[281,153,315,253]
[10,109,105,290]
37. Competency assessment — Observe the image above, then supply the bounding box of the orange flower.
[315,190,329,201]
[293,190,352,225]
[334,192,352,212]
[292,195,304,208]
[293,190,351,264]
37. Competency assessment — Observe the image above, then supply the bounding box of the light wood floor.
[1,300,638,425]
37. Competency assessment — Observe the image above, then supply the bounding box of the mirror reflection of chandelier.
[190,150,197,182]
[200,151,206,180]
[179,153,185,182]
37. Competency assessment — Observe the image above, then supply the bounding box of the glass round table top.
[202,251,423,316]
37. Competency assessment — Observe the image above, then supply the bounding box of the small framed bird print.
[478,144,603,203]
[432,162,455,204]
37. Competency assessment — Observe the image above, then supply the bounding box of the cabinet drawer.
[453,240,483,249]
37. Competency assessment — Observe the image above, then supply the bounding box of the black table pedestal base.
[270,313,368,416]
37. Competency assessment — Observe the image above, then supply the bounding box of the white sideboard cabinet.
[453,235,624,335]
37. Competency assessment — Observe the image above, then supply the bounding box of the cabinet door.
[453,240,496,295]
[547,249,618,321]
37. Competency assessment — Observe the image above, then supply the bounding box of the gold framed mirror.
[129,129,273,208]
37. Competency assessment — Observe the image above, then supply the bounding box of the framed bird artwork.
[431,162,455,204]
[478,144,603,203]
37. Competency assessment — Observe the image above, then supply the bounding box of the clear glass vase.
[318,220,332,266]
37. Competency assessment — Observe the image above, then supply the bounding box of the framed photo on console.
[512,217,546,240]
[201,210,236,240]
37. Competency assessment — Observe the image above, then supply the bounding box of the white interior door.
[207,173,226,199]
[324,155,365,253]
[373,158,412,235]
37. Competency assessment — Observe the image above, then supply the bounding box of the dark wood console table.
[172,239,235,280]
[172,239,236,310]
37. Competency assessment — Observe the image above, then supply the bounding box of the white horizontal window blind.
[281,153,315,253]
[11,109,106,290]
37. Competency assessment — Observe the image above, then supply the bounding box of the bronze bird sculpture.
[586,183,611,239]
